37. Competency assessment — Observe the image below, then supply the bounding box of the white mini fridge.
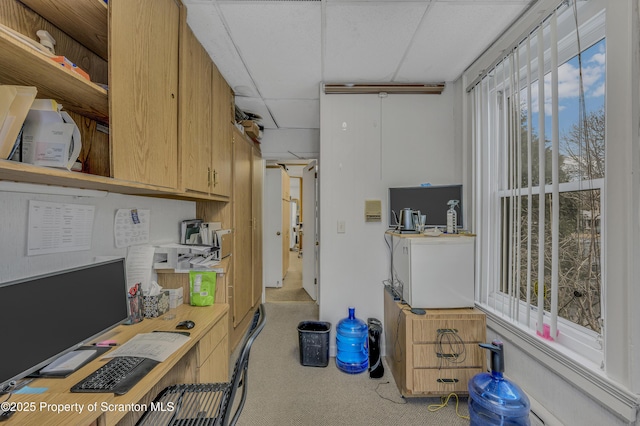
[393,234,475,309]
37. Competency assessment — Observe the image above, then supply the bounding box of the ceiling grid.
[182,0,533,130]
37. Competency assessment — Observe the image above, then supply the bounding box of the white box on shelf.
[167,288,184,309]
[21,99,81,170]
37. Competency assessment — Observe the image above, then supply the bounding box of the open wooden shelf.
[0,159,231,202]
[19,0,108,61]
[0,30,109,123]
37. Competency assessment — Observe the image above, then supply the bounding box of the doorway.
[264,160,318,304]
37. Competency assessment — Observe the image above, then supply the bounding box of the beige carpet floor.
[236,302,471,426]
[266,250,314,303]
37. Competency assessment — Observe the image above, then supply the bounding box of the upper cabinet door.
[179,21,213,195]
[109,0,179,189]
[211,64,232,197]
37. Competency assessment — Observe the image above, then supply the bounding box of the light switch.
[337,220,346,234]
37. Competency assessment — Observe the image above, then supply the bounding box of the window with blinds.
[471,2,605,366]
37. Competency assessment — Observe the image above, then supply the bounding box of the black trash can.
[368,318,384,378]
[297,321,331,367]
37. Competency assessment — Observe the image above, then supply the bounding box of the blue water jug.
[336,307,368,374]
[468,340,531,425]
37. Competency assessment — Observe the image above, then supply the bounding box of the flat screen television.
[0,259,128,387]
[389,184,463,230]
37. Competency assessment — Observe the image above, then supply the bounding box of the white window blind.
[471,2,606,366]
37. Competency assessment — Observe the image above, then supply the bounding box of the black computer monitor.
[389,184,463,229]
[0,259,128,387]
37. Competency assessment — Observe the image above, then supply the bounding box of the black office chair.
[137,304,266,426]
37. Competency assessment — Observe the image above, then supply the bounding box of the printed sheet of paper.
[114,208,150,248]
[103,332,190,362]
[27,200,95,255]
[125,245,155,291]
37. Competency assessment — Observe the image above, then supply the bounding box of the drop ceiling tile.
[218,2,322,100]
[397,2,527,82]
[234,97,277,129]
[324,2,428,82]
[265,99,320,129]
[184,3,259,97]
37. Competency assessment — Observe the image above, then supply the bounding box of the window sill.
[477,305,639,422]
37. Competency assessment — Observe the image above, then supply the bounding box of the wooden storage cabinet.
[251,145,263,306]
[0,1,109,122]
[0,0,236,201]
[179,22,213,195]
[179,19,232,199]
[228,128,263,351]
[211,63,233,197]
[109,0,179,189]
[0,0,180,188]
[197,312,229,383]
[384,287,486,396]
[232,127,253,330]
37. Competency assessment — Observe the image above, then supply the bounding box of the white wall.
[0,187,195,283]
[260,128,319,161]
[319,88,461,355]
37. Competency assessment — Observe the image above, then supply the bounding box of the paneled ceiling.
[182,0,534,131]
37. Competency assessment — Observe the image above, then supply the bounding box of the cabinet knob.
[276,231,281,236]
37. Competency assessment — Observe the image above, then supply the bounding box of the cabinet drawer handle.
[436,353,460,359]
[436,378,459,384]
[437,328,459,334]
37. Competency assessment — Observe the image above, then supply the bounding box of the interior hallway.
[265,250,314,303]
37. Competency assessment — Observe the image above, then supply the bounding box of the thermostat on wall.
[365,199,382,222]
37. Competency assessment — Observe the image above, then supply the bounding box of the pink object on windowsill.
[537,323,559,341]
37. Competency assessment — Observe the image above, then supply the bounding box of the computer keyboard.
[70,356,159,395]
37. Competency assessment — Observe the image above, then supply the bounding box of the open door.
[302,160,318,300]
[264,167,284,287]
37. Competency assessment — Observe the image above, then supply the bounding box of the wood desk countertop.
[5,303,229,426]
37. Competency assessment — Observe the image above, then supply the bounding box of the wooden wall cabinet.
[211,64,233,197]
[2,0,264,361]
[178,20,232,199]
[229,127,263,350]
[252,145,263,307]
[179,22,213,195]
[0,0,236,201]
[384,288,486,397]
[109,0,179,189]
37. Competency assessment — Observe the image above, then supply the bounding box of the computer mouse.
[176,320,195,330]
[0,408,15,421]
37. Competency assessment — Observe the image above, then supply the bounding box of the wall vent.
[323,83,445,95]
